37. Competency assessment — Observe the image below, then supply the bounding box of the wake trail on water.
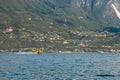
[15,52,32,54]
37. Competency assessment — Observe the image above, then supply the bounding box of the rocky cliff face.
[42,0,120,25]
[0,0,120,24]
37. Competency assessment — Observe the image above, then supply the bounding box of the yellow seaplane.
[31,48,44,54]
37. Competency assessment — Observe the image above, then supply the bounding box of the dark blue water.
[0,52,120,80]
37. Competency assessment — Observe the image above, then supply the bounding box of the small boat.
[31,48,44,54]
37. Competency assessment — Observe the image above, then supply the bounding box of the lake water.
[0,52,120,80]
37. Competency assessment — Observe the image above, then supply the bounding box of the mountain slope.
[0,0,120,52]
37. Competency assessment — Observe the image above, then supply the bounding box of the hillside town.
[0,28,119,53]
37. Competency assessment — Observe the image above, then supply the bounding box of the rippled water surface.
[0,52,120,80]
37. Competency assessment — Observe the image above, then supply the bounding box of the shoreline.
[0,50,120,54]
